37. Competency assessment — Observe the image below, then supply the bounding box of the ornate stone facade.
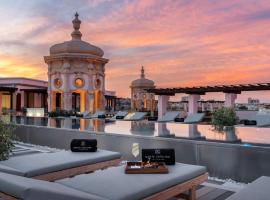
[44,13,108,113]
[130,67,155,112]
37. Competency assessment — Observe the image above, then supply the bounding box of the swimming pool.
[7,116,270,145]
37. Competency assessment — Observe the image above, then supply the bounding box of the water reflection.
[157,123,171,136]
[7,116,270,145]
[130,121,155,136]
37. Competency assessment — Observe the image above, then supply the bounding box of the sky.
[1,0,270,102]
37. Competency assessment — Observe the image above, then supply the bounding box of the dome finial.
[71,12,82,40]
[141,66,145,78]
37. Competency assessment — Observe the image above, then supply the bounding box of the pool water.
[7,116,270,146]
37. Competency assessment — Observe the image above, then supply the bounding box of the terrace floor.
[171,178,245,200]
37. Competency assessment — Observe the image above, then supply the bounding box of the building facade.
[0,78,47,113]
[44,13,108,114]
[130,66,155,112]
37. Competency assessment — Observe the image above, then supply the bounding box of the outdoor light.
[26,108,44,117]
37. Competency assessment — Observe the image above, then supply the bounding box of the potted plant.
[0,119,16,161]
[211,107,239,141]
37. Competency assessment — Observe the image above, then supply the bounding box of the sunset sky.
[1,0,270,101]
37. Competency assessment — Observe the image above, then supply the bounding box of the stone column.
[47,64,52,112]
[63,92,72,111]
[224,93,237,108]
[47,92,53,112]
[20,92,25,109]
[188,124,201,138]
[12,92,17,111]
[0,92,2,114]
[188,94,200,114]
[158,95,169,120]
[88,92,94,114]
[201,102,205,112]
[157,123,170,136]
[34,93,41,108]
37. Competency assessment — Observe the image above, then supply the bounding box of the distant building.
[115,97,131,111]
[130,66,155,112]
[0,78,48,113]
[248,98,260,105]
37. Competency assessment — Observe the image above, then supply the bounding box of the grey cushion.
[124,112,147,120]
[0,172,108,200]
[184,113,205,123]
[57,163,206,200]
[92,111,105,118]
[226,176,270,200]
[0,149,121,177]
[158,111,180,122]
[255,114,270,127]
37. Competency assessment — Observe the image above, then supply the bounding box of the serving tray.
[125,161,168,174]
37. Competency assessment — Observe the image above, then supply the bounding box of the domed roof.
[50,13,104,57]
[131,66,155,88]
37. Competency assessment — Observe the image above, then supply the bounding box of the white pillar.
[158,95,169,120]
[201,102,205,112]
[188,94,200,114]
[88,93,94,114]
[20,92,25,109]
[63,92,72,111]
[0,92,2,114]
[12,92,17,111]
[34,93,41,108]
[47,92,52,112]
[188,124,201,138]
[224,93,237,108]
[157,123,170,136]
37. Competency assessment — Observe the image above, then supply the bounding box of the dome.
[131,66,155,88]
[49,13,104,57]
[50,40,104,57]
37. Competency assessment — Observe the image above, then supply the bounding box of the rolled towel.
[70,139,97,152]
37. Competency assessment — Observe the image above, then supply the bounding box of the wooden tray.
[125,162,168,174]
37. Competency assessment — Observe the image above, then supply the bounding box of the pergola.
[146,83,270,95]
[146,83,270,120]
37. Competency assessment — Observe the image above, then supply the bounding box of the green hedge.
[0,119,16,161]
[211,107,238,132]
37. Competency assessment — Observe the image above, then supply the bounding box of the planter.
[224,126,239,142]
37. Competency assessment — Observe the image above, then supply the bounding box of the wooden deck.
[170,179,242,200]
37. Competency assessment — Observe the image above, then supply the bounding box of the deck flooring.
[170,178,243,200]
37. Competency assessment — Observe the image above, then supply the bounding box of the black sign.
[70,139,97,152]
[142,149,175,165]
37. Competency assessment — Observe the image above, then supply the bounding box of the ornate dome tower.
[130,66,155,112]
[44,13,108,113]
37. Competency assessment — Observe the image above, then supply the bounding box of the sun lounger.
[226,176,270,200]
[0,172,107,200]
[255,113,270,127]
[158,111,180,122]
[184,113,205,124]
[111,111,128,119]
[89,111,105,119]
[0,149,121,181]
[0,163,208,200]
[124,112,147,121]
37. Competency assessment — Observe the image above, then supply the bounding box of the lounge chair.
[0,149,121,181]
[158,111,180,122]
[91,111,106,118]
[184,113,205,124]
[124,112,147,121]
[111,111,128,120]
[0,163,208,200]
[255,113,270,127]
[226,176,270,200]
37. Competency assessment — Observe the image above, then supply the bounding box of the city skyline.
[1,0,270,101]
